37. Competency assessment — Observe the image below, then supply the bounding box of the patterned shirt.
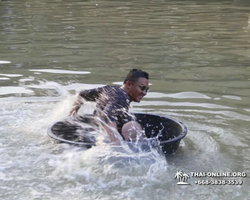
[79,85,133,134]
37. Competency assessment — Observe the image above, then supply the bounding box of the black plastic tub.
[47,113,187,154]
[134,113,187,154]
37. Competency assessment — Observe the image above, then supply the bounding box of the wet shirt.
[79,85,133,133]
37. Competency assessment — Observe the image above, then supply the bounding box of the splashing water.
[0,81,172,200]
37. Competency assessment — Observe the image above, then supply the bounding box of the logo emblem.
[174,170,190,185]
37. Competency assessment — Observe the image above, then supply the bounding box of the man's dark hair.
[123,69,149,84]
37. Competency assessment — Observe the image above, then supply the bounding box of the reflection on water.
[0,0,250,199]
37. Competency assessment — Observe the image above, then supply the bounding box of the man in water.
[69,69,149,144]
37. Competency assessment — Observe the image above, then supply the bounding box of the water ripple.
[29,69,91,74]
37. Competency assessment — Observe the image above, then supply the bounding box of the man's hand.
[104,121,121,145]
[68,95,85,116]
[69,105,81,116]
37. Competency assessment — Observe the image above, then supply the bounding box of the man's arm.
[104,121,121,145]
[69,95,85,116]
[69,87,103,116]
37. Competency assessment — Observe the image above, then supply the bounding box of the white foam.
[146,92,211,99]
[222,95,242,100]
[29,69,91,74]
[64,83,106,91]
[0,77,10,80]
[0,86,33,95]
[0,60,11,64]
[0,74,23,77]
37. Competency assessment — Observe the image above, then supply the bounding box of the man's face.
[126,77,149,102]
